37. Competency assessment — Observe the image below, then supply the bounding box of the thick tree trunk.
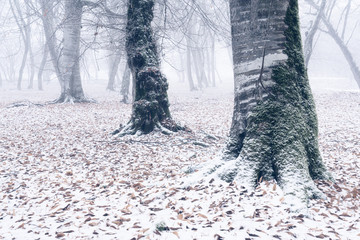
[114,0,180,136]
[192,0,331,209]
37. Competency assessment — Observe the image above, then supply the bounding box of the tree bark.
[193,0,331,209]
[114,0,180,136]
[57,0,86,103]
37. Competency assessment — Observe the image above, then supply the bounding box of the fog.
[0,0,359,99]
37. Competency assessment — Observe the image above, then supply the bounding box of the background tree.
[188,0,332,209]
[304,0,360,88]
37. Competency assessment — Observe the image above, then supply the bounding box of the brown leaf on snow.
[88,222,98,227]
[197,213,208,219]
[149,207,162,212]
[248,232,260,237]
[56,232,65,238]
[141,198,154,205]
[172,231,180,238]
[315,233,329,239]
[110,217,128,227]
[17,223,25,229]
[112,220,124,226]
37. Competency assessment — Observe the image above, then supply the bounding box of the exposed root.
[6,100,44,108]
[47,95,97,104]
[112,119,188,138]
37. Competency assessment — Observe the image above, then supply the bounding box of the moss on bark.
[211,0,332,207]
[114,0,181,136]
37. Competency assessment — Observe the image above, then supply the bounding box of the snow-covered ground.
[0,84,359,239]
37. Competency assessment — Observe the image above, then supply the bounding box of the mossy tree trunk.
[195,0,332,208]
[114,0,180,136]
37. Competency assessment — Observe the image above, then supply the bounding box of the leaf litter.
[0,88,359,239]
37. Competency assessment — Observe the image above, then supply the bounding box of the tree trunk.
[26,3,35,89]
[186,37,197,91]
[57,0,86,103]
[193,0,332,209]
[107,52,122,91]
[121,62,131,104]
[40,0,63,90]
[10,0,29,90]
[37,43,49,91]
[114,0,180,136]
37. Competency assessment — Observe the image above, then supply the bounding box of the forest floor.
[0,86,359,240]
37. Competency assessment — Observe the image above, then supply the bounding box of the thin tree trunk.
[37,43,49,91]
[186,38,196,91]
[25,3,35,89]
[121,62,131,104]
[209,34,216,87]
[107,52,122,91]
[10,0,29,90]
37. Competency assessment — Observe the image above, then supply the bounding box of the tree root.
[6,101,44,108]
[112,118,189,137]
[47,95,97,104]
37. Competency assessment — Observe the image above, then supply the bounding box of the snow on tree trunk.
[114,0,181,136]
[57,0,86,103]
[191,0,332,209]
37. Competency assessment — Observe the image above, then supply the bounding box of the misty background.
[0,0,359,100]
